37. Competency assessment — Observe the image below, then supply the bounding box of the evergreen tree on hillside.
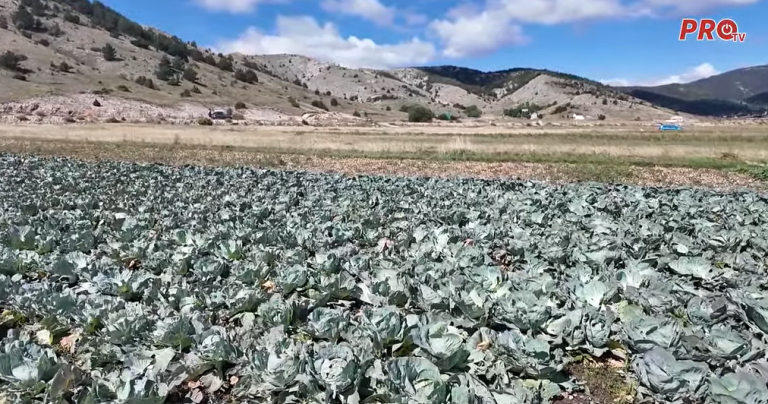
[216,56,234,72]
[12,6,36,30]
[0,51,26,71]
[203,54,217,66]
[155,56,174,81]
[102,43,116,61]
[234,68,258,84]
[182,66,198,83]
[21,0,46,16]
[171,56,185,72]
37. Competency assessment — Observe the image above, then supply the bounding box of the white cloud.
[497,0,626,24]
[602,63,720,86]
[638,0,760,14]
[428,0,623,57]
[429,0,761,56]
[320,0,396,25]
[429,11,527,57]
[403,12,428,26]
[201,0,760,65]
[215,16,437,68]
[192,0,288,13]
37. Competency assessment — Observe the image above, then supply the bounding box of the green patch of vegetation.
[503,102,543,118]
[407,105,434,122]
[373,70,404,83]
[101,43,116,61]
[234,68,258,84]
[182,67,198,83]
[465,105,482,118]
[53,61,71,73]
[0,50,29,72]
[733,165,768,181]
[311,100,328,111]
[134,75,157,90]
[12,1,46,32]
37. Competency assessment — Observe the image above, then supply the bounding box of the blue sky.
[100,0,767,86]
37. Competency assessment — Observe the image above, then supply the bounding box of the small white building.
[530,112,539,120]
[572,114,585,120]
[667,115,684,123]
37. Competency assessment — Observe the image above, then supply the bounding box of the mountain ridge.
[616,65,768,116]
[0,0,694,122]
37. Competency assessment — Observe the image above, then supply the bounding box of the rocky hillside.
[391,67,671,119]
[0,0,675,122]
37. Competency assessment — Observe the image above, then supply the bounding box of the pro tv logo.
[679,18,746,42]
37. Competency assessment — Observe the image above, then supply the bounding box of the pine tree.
[102,43,116,61]
[155,56,174,81]
[182,67,198,82]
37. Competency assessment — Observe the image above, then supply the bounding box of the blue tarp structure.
[658,124,682,131]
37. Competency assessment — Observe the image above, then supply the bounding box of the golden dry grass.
[0,123,765,190]
[2,123,768,165]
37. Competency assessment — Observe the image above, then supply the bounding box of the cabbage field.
[2,154,768,404]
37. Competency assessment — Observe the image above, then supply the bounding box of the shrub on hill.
[0,51,27,71]
[465,105,482,118]
[102,43,116,61]
[234,68,258,84]
[311,100,328,111]
[408,105,433,122]
[182,67,198,83]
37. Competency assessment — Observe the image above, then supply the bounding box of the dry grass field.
[1,123,767,189]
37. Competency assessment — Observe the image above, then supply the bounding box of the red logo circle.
[716,19,738,41]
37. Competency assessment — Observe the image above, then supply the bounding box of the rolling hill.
[745,91,768,107]
[618,65,768,116]
[0,0,680,122]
